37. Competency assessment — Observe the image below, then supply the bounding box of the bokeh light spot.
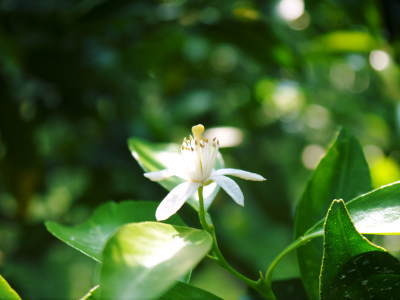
[302,144,325,170]
[277,0,304,21]
[205,127,244,148]
[369,50,390,71]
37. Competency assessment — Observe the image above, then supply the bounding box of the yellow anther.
[192,124,205,140]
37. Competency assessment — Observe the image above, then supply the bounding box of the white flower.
[144,124,266,221]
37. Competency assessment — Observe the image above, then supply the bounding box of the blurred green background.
[1,0,400,299]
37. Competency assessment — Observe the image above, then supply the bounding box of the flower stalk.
[197,187,276,300]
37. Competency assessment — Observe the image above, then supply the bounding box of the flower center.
[180,124,219,183]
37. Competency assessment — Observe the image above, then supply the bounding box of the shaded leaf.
[294,129,372,299]
[325,252,400,300]
[100,222,212,299]
[46,201,184,262]
[271,278,308,300]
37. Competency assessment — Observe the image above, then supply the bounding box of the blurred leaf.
[80,285,99,300]
[128,137,224,210]
[320,200,400,299]
[315,31,376,52]
[271,278,307,300]
[295,129,372,299]
[370,156,400,188]
[160,282,222,300]
[100,222,212,299]
[190,261,245,300]
[80,282,221,300]
[0,275,21,300]
[45,201,184,262]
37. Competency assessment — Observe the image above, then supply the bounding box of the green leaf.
[128,137,224,210]
[314,31,376,52]
[320,200,400,299]
[0,274,21,300]
[294,129,371,299]
[266,181,400,283]
[100,222,212,299]
[306,181,400,237]
[45,201,185,262]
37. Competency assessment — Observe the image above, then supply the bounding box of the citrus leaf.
[306,181,400,237]
[266,181,400,285]
[100,222,212,299]
[45,201,184,262]
[294,129,371,299]
[320,200,400,299]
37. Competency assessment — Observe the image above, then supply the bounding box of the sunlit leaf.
[100,222,212,299]
[128,137,223,210]
[0,275,21,300]
[294,129,372,299]
[320,200,400,299]
[306,181,400,236]
[45,201,184,262]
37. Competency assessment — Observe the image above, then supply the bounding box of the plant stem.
[197,187,276,300]
[197,186,210,231]
[264,231,322,284]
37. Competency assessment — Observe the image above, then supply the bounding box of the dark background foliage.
[1,0,400,298]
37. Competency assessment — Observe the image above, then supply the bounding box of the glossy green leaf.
[266,181,400,283]
[128,137,224,210]
[0,275,21,300]
[320,200,400,299]
[45,201,184,262]
[306,181,400,236]
[294,129,371,299]
[100,222,212,299]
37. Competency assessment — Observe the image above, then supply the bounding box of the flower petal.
[211,175,244,206]
[144,169,174,181]
[212,168,266,181]
[156,181,199,221]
